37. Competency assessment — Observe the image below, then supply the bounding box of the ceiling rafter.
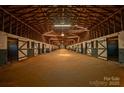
[66,8,103,26]
[1,5,122,43]
[17,8,38,17]
[86,8,110,18]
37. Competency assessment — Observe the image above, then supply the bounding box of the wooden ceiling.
[0,5,123,45]
[1,5,122,33]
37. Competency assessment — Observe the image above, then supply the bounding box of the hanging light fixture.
[61,32,64,37]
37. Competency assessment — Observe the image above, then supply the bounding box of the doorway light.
[61,32,64,37]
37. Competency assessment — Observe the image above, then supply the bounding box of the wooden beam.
[11,6,34,13]
[17,8,38,17]
[2,13,4,31]
[0,7,42,36]
[121,9,124,31]
[86,8,109,18]
[21,5,122,8]
[91,7,124,30]
[113,15,116,33]
[71,8,113,13]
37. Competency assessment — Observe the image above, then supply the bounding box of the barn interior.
[0,5,124,87]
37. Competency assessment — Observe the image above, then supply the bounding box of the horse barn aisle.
[0,5,124,87]
[0,49,124,87]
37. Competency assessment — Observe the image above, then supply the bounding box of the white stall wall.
[40,42,42,49]
[119,31,124,63]
[119,31,124,49]
[0,32,7,49]
[18,40,28,60]
[97,37,107,60]
[49,45,52,51]
[0,31,58,64]
[34,42,38,56]
[78,44,81,53]
[86,41,92,55]
[93,40,97,48]
[67,32,124,63]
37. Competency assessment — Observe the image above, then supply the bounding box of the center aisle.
[0,49,123,86]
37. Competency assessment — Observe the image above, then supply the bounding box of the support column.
[121,9,124,31]
[0,32,7,65]
[2,13,4,31]
[9,16,12,34]
[113,15,116,33]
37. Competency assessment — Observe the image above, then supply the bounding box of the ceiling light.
[74,25,78,27]
[54,24,71,27]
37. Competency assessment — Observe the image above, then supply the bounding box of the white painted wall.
[0,31,7,49]
[86,41,92,55]
[67,32,122,61]
[18,40,28,60]
[97,38,107,60]
[34,42,38,56]
[0,31,57,61]
[119,31,124,49]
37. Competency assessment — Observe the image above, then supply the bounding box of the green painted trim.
[27,49,34,57]
[91,48,98,57]
[0,49,7,65]
[119,48,124,63]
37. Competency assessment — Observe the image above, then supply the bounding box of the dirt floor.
[0,49,124,87]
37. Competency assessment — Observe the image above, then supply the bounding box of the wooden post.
[9,16,12,33]
[99,25,101,37]
[113,15,116,33]
[89,30,92,39]
[108,20,110,35]
[20,23,22,36]
[27,28,30,38]
[121,9,124,31]
[2,13,4,32]
[96,27,99,38]
[16,21,18,35]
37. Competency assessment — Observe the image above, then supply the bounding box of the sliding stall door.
[7,38,18,63]
[18,40,28,61]
[85,42,87,54]
[81,43,83,54]
[97,39,107,60]
[38,43,41,54]
[107,37,119,61]
[42,43,44,53]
